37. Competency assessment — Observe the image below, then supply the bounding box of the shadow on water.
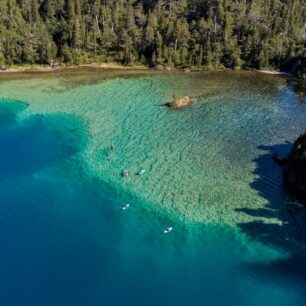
[236,142,306,278]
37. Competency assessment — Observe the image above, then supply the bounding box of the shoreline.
[0,62,149,73]
[257,69,292,76]
[0,63,300,80]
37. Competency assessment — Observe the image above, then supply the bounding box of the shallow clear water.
[0,69,306,306]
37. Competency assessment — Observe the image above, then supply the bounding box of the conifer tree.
[0,0,303,73]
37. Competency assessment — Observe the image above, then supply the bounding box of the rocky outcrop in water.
[284,132,306,194]
[165,96,192,109]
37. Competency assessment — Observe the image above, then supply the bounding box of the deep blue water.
[0,74,306,306]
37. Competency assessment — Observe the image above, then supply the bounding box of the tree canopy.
[0,0,305,71]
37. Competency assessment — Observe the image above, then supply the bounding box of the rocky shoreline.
[1,62,305,79]
[273,132,306,196]
[284,132,306,195]
[0,62,148,73]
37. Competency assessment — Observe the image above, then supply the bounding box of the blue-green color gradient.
[0,70,305,306]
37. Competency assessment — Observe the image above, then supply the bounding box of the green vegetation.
[0,0,305,73]
[285,132,306,195]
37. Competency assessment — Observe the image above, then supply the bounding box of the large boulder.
[284,132,306,194]
[165,95,192,109]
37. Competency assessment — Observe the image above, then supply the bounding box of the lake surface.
[0,69,305,306]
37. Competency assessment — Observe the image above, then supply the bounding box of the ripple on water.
[0,71,305,226]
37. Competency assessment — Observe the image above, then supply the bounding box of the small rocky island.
[165,95,192,109]
[284,132,306,195]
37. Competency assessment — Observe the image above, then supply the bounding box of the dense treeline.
[0,0,305,72]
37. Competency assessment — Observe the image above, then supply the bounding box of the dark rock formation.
[290,57,305,80]
[284,132,306,194]
[272,154,287,166]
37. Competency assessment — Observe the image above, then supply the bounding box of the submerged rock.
[165,95,192,109]
[284,132,306,194]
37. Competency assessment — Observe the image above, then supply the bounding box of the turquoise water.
[0,69,306,305]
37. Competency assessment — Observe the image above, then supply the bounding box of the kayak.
[122,204,130,210]
[138,169,146,175]
[164,227,173,234]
